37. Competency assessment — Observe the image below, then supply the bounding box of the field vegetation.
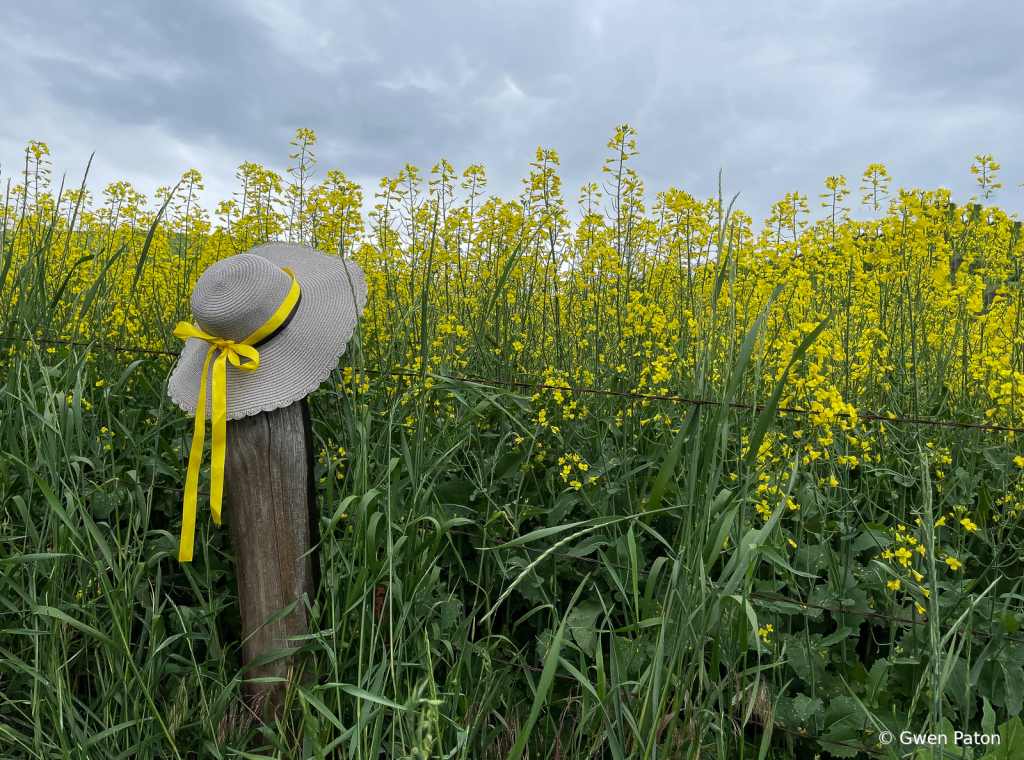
[2,127,1024,758]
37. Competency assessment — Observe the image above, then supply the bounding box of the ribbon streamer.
[172,268,301,562]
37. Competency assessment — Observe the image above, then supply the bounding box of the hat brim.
[167,243,367,420]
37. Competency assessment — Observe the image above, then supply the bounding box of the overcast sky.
[2,0,1022,231]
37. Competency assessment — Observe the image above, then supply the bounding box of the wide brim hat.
[168,242,367,420]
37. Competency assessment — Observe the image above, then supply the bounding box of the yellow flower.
[960,518,978,531]
[887,579,900,591]
[945,556,963,571]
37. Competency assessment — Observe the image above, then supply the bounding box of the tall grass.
[2,129,1024,759]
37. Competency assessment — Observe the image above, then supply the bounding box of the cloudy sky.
[2,0,1021,229]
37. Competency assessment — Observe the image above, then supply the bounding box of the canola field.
[2,127,1024,758]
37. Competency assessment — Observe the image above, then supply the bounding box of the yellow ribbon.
[172,267,301,562]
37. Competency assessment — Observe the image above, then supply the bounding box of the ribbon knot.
[172,267,301,562]
[209,337,259,370]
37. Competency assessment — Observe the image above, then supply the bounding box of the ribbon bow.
[172,267,301,562]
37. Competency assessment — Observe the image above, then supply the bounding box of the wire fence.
[75,474,894,756]
[15,330,1024,640]
[4,333,1023,434]
[80,473,1024,647]
[77,475,897,757]
[6,330,1014,756]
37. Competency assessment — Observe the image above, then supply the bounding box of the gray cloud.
[1,0,1021,229]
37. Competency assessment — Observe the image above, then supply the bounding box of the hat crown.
[191,254,293,342]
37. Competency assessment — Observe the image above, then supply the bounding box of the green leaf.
[703,505,737,572]
[893,472,916,487]
[761,547,820,579]
[567,535,608,558]
[432,477,475,506]
[743,309,837,472]
[0,553,71,564]
[820,695,865,758]
[819,626,856,647]
[566,600,603,656]
[47,253,94,311]
[984,697,997,737]
[645,411,694,513]
[980,716,1024,760]
[1003,662,1024,717]
[775,694,824,731]
[130,179,181,296]
[31,605,114,648]
[338,684,407,713]
[78,243,126,319]
[865,659,890,709]
[493,515,620,550]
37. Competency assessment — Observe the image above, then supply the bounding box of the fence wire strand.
[7,330,1017,755]
[77,475,1024,645]
[73,475,894,755]
[4,333,1023,434]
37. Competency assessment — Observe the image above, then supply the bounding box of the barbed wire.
[4,328,1020,756]
[36,473,965,757]
[3,332,1023,434]
[69,474,1024,645]
[447,528,1024,646]
[66,486,887,757]
[0,333,181,357]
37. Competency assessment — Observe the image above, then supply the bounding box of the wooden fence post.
[223,397,320,721]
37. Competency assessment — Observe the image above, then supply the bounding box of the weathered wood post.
[167,242,365,727]
[224,398,320,720]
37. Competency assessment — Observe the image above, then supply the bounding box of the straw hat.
[168,242,367,419]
